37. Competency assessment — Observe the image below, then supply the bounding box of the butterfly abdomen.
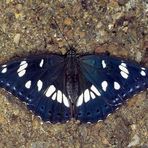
[65,56,80,103]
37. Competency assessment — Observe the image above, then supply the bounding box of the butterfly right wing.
[0,54,71,123]
[75,54,148,123]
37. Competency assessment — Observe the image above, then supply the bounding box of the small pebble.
[128,135,140,147]
[64,18,73,26]
[14,33,21,45]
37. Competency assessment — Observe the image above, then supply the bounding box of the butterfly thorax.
[65,49,79,103]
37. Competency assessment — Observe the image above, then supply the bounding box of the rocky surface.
[0,0,147,148]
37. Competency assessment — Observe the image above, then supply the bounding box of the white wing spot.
[20,61,27,65]
[45,85,56,97]
[39,59,44,67]
[115,98,119,101]
[57,90,62,103]
[17,61,28,77]
[129,88,133,93]
[18,69,26,77]
[84,89,90,103]
[51,92,56,100]
[119,65,129,74]
[140,70,146,76]
[17,61,28,72]
[63,94,70,107]
[102,60,106,68]
[141,67,145,70]
[101,81,108,91]
[2,64,7,68]
[76,93,84,107]
[37,80,43,91]
[25,80,31,89]
[90,91,96,99]
[90,85,101,96]
[120,71,128,79]
[114,82,120,90]
[121,62,126,67]
[1,67,7,73]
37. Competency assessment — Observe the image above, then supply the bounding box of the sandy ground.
[0,0,147,148]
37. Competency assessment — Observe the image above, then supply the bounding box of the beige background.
[0,0,147,148]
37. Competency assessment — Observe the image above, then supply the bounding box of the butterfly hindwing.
[75,54,148,123]
[75,73,115,123]
[0,54,71,123]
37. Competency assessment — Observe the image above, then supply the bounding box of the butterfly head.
[66,46,77,57]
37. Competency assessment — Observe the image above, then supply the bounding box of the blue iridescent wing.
[75,54,148,123]
[0,55,71,123]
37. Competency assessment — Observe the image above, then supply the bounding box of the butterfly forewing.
[75,54,148,123]
[0,54,71,123]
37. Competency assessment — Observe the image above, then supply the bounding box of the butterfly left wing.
[0,55,71,123]
[75,53,148,123]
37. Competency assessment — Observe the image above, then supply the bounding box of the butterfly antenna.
[65,13,81,50]
[51,16,71,50]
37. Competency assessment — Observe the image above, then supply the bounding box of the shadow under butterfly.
[0,47,147,123]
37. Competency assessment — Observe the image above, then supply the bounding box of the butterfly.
[0,48,147,123]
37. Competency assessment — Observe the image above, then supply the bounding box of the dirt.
[0,1,147,148]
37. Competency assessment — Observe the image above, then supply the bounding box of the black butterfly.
[0,48,147,123]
